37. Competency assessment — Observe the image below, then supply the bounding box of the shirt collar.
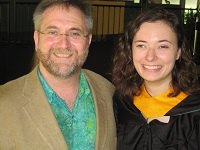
[37,68,88,104]
[37,68,55,103]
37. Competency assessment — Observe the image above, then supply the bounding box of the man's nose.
[57,34,71,48]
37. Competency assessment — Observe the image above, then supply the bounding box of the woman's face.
[132,21,181,85]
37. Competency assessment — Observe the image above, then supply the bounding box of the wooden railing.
[0,0,199,85]
[91,1,142,42]
[0,0,40,45]
[0,0,197,45]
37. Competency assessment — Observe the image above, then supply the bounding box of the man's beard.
[36,47,88,79]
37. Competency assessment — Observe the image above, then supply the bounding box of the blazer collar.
[22,67,68,150]
[83,70,108,149]
[21,67,109,150]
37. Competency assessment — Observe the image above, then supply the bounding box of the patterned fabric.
[38,69,96,150]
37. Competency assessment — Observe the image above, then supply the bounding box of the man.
[0,0,116,149]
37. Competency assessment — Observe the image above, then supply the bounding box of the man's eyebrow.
[45,26,58,30]
[68,27,84,32]
[44,26,84,33]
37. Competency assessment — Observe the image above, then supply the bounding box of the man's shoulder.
[0,74,28,108]
[0,68,38,96]
[0,75,27,92]
[0,67,38,91]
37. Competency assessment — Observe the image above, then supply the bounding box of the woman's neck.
[144,81,171,97]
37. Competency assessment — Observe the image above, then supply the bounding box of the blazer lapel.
[86,75,108,149]
[21,68,68,150]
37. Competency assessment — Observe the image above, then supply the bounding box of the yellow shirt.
[134,84,188,118]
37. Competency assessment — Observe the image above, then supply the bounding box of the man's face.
[34,5,92,79]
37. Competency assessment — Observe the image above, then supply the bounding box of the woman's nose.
[145,48,157,61]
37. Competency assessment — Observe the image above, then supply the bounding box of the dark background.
[0,0,199,85]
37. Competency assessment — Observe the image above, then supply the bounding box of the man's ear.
[34,31,39,51]
[88,34,92,46]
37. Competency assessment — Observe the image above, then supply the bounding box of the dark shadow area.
[0,45,35,85]
[84,36,118,81]
[0,35,117,85]
[1,1,199,85]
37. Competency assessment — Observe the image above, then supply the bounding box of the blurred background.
[0,0,200,84]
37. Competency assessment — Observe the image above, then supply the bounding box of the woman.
[112,8,200,149]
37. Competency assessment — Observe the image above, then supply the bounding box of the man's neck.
[40,66,80,110]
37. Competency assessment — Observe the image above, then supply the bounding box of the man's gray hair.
[33,0,93,33]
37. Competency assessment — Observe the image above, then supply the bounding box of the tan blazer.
[0,67,116,150]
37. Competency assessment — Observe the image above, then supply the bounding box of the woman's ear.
[176,48,181,60]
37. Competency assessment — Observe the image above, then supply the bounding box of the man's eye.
[47,31,58,35]
[70,32,81,37]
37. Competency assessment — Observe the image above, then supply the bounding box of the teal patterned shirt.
[38,69,96,150]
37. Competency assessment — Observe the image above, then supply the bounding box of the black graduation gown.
[113,90,200,150]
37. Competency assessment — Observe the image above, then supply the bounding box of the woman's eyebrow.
[158,40,172,44]
[134,40,147,43]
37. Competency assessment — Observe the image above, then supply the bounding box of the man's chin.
[50,65,80,78]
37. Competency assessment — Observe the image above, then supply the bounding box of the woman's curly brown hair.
[112,8,199,99]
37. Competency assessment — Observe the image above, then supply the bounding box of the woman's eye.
[137,45,145,48]
[159,45,169,49]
